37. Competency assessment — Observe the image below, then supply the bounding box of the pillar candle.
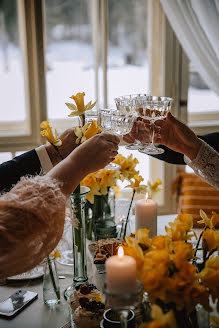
[135,198,157,237]
[105,247,136,294]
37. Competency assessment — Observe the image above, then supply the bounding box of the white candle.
[105,247,136,294]
[135,197,157,237]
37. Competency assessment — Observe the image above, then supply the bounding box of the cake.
[68,284,103,310]
[73,297,105,328]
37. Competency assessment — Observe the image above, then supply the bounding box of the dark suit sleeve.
[0,149,42,192]
[150,132,219,165]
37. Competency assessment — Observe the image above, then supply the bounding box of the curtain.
[160,0,219,95]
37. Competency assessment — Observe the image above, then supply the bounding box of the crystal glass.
[115,94,149,150]
[98,108,135,136]
[136,96,173,155]
[98,108,134,170]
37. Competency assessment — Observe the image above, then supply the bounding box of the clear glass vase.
[64,186,90,300]
[85,188,117,240]
[43,256,60,307]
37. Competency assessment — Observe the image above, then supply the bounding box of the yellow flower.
[210,315,219,328]
[211,211,219,227]
[198,209,214,229]
[40,121,62,146]
[198,255,219,305]
[74,120,101,144]
[147,305,177,328]
[148,178,162,199]
[66,92,97,117]
[165,214,194,241]
[111,185,120,198]
[50,249,61,258]
[113,154,139,181]
[135,229,151,248]
[202,229,219,251]
[126,174,148,194]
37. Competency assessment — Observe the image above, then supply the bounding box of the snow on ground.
[1,40,219,123]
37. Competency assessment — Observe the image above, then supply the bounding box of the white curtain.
[160,0,219,95]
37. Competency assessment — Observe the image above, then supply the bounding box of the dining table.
[0,214,206,328]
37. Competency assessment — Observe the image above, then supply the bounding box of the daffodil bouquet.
[123,210,219,328]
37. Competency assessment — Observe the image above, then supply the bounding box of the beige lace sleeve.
[184,139,219,190]
[0,175,66,279]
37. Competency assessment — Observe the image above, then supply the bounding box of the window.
[188,63,219,128]
[0,0,26,134]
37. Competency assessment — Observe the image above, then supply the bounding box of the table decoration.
[82,153,140,241]
[122,210,219,328]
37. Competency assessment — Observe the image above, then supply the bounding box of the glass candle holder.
[103,280,144,328]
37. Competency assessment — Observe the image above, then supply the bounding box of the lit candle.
[105,247,137,294]
[135,193,157,237]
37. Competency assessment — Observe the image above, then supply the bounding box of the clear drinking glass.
[115,94,149,150]
[136,96,173,155]
[98,108,135,170]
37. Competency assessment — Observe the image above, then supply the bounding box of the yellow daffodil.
[198,255,219,307]
[66,92,97,117]
[50,249,61,258]
[148,178,162,199]
[211,211,219,227]
[113,154,139,181]
[126,174,148,194]
[210,315,219,328]
[165,214,194,241]
[146,305,177,328]
[111,185,120,198]
[74,120,101,144]
[198,209,214,229]
[202,228,219,252]
[40,121,62,146]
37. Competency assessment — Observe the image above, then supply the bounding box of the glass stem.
[119,310,129,328]
[150,121,155,147]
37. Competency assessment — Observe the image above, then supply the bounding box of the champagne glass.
[136,96,173,155]
[98,108,135,170]
[114,94,149,150]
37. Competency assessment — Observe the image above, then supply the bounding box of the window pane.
[0,152,12,164]
[0,0,26,122]
[105,0,149,107]
[44,0,94,120]
[188,64,219,114]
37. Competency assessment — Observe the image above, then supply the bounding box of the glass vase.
[43,256,60,307]
[85,188,116,240]
[64,186,90,300]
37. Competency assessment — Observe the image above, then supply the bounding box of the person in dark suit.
[0,128,78,192]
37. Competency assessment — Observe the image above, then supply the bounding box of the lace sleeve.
[184,139,219,190]
[0,175,66,279]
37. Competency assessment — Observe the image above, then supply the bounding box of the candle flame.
[145,192,149,201]
[118,246,124,258]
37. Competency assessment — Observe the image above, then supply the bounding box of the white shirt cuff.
[35,145,53,174]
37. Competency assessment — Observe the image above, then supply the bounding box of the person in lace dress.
[0,133,119,279]
[124,113,219,190]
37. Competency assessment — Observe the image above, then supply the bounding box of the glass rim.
[70,186,90,198]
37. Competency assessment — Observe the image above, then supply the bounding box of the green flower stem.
[122,189,135,240]
[47,257,60,300]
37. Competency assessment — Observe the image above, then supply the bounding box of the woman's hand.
[123,120,151,144]
[144,112,202,159]
[74,133,120,174]
[49,133,120,196]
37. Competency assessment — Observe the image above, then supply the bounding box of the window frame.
[0,0,47,152]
